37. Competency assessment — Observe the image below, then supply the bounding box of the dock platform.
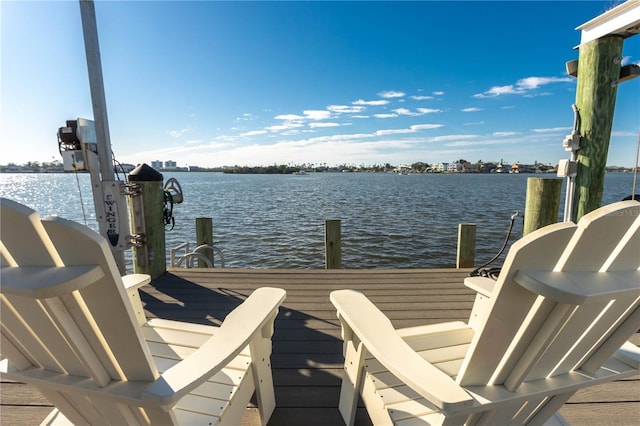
[2,268,638,425]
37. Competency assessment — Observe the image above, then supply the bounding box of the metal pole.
[79,0,115,181]
[79,0,128,274]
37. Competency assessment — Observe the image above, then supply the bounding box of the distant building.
[151,160,163,170]
[432,163,448,172]
[447,162,462,173]
[164,160,177,168]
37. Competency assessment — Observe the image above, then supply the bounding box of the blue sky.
[2,1,639,168]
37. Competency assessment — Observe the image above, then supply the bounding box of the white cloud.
[168,128,189,138]
[429,134,479,142]
[474,85,523,98]
[462,107,483,112]
[309,122,340,128]
[493,131,518,137]
[235,113,254,122]
[376,124,443,135]
[532,127,572,133]
[391,108,442,117]
[374,113,398,118]
[410,95,434,100]
[353,99,390,106]
[378,90,406,98]
[517,76,572,90]
[265,123,304,131]
[432,91,445,96]
[394,108,419,116]
[274,114,305,121]
[474,76,573,98]
[411,124,444,131]
[376,128,414,136]
[240,130,268,137]
[416,108,441,114]
[304,110,332,120]
[328,105,366,114]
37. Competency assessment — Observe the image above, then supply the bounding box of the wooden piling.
[523,178,562,235]
[325,219,342,269]
[573,36,623,221]
[196,217,214,268]
[456,224,476,268]
[128,164,165,279]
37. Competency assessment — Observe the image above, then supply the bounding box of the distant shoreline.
[1,166,636,174]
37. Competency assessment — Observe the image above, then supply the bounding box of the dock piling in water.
[196,217,214,267]
[325,219,342,269]
[456,224,476,268]
[523,178,562,235]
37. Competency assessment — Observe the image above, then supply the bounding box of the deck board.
[2,268,638,425]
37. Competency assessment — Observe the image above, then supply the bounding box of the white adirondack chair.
[0,197,286,425]
[331,200,640,426]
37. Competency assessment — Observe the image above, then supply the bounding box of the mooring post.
[573,36,623,221]
[196,217,214,267]
[456,223,476,268]
[523,178,562,235]
[128,164,166,279]
[325,219,342,269]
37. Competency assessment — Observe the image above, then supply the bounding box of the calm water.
[1,171,636,269]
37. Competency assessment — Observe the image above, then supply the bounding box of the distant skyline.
[2,1,639,168]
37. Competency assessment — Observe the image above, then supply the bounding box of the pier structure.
[2,268,638,425]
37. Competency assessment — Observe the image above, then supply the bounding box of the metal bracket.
[127,233,146,248]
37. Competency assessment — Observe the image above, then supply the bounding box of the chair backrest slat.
[0,198,158,386]
[456,222,577,387]
[41,216,158,382]
[0,200,62,267]
[1,293,88,375]
[555,201,640,272]
[581,302,640,373]
[457,201,640,390]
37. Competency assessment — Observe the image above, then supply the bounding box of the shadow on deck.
[2,268,638,425]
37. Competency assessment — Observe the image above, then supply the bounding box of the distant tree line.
[223,164,299,174]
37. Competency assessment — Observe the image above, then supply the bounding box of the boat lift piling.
[128,164,166,279]
[564,0,640,221]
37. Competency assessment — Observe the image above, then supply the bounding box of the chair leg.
[250,336,276,425]
[338,338,366,426]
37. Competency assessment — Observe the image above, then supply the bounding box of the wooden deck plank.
[2,268,638,425]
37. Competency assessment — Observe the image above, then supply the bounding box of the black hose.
[469,211,520,279]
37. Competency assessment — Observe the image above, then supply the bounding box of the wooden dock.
[2,268,638,425]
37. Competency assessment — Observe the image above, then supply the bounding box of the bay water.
[1,171,636,269]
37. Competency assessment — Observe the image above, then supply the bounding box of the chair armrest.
[614,341,640,369]
[141,287,286,407]
[464,276,496,298]
[121,274,151,291]
[330,290,474,412]
[122,274,152,327]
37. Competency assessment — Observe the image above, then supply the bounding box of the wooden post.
[456,224,476,268]
[325,219,342,269]
[573,36,623,221]
[523,178,562,235]
[128,164,165,279]
[196,217,214,268]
